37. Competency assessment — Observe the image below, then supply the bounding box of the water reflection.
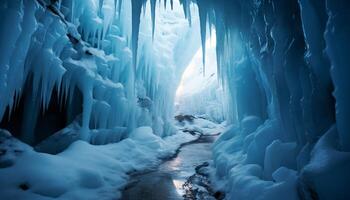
[165,156,182,171]
[122,135,217,200]
[173,179,185,196]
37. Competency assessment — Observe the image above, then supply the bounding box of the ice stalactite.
[131,0,146,71]
[179,0,192,25]
[163,0,167,9]
[150,0,156,39]
[1,0,200,147]
[197,4,208,76]
[0,0,38,121]
[170,0,174,9]
[117,0,123,18]
[0,0,139,146]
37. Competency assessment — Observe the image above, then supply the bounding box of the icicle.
[170,0,173,10]
[118,0,123,18]
[114,0,118,15]
[150,0,156,40]
[181,0,191,26]
[99,0,104,17]
[164,0,167,9]
[71,0,74,22]
[142,2,147,16]
[81,87,93,141]
[208,14,213,38]
[131,0,145,73]
[198,3,207,76]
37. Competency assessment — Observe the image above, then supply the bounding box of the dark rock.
[175,114,195,123]
[35,121,81,154]
[183,161,224,200]
[137,97,153,109]
[19,183,30,191]
[182,129,198,135]
[85,50,93,55]
[0,149,6,156]
[67,33,79,44]
[214,191,225,200]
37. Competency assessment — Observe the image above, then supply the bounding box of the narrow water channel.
[121,135,217,200]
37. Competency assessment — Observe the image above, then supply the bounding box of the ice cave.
[0,0,350,199]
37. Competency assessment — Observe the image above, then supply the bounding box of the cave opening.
[0,75,83,145]
[175,32,226,123]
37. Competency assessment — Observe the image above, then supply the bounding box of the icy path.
[121,117,224,200]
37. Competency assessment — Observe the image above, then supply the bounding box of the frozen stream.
[121,134,218,200]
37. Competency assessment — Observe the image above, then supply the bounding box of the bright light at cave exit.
[176,31,217,99]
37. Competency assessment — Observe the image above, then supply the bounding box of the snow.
[300,125,350,199]
[263,140,297,180]
[0,128,198,200]
[175,116,225,136]
[211,122,299,200]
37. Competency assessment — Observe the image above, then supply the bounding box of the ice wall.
[177,0,350,199]
[0,0,157,147]
[134,0,199,136]
[0,0,201,149]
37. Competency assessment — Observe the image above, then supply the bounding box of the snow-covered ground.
[0,127,199,200]
[208,119,300,200]
[174,116,226,136]
[121,117,224,200]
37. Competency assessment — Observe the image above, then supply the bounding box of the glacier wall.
[181,0,350,199]
[0,0,203,151]
[0,0,138,146]
[0,0,192,148]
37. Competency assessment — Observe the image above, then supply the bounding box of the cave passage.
[121,120,221,200]
[122,32,225,199]
[0,0,350,200]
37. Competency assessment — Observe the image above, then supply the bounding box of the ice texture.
[190,0,350,199]
[1,0,350,199]
[0,0,188,145]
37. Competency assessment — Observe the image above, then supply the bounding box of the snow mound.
[0,128,198,200]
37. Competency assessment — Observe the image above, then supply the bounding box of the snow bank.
[212,118,350,199]
[211,119,299,200]
[299,125,350,199]
[0,128,198,200]
[175,116,225,136]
